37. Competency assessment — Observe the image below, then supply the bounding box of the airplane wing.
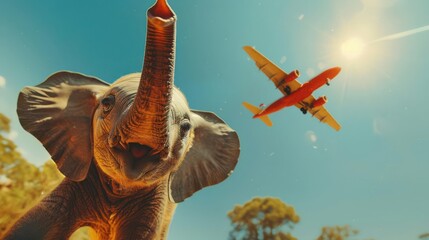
[243,46,302,95]
[295,95,342,131]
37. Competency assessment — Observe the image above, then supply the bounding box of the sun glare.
[341,38,365,59]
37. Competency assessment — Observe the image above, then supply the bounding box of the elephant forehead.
[171,88,190,115]
[111,73,141,95]
[109,73,189,115]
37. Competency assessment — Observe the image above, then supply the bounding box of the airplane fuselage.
[254,67,341,118]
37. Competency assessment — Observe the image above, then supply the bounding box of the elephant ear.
[169,110,240,203]
[17,71,109,181]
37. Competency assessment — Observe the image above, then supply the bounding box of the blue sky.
[1,0,429,239]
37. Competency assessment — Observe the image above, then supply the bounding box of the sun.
[341,38,366,59]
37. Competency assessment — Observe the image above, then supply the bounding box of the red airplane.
[243,46,342,131]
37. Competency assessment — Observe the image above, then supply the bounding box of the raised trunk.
[123,0,176,153]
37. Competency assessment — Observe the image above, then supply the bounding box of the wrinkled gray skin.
[3,1,240,239]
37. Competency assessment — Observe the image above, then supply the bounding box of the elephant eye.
[180,120,192,135]
[101,95,115,113]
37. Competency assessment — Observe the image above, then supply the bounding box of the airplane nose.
[329,67,341,78]
[334,67,341,74]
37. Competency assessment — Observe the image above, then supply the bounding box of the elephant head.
[16,0,239,203]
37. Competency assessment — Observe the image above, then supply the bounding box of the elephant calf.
[3,0,240,239]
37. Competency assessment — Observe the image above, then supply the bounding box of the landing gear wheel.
[284,86,291,95]
[300,107,308,114]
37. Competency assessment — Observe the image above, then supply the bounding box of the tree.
[316,225,361,240]
[227,197,300,240]
[420,233,429,240]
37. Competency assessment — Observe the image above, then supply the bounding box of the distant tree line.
[227,196,367,240]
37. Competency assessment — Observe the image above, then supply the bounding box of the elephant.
[3,0,240,239]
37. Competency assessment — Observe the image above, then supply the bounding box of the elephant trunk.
[123,0,176,154]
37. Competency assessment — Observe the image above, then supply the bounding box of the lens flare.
[341,38,365,59]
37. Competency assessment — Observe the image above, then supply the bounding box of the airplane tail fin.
[242,102,273,127]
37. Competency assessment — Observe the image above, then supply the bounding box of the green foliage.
[316,225,360,240]
[0,114,10,132]
[228,197,300,240]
